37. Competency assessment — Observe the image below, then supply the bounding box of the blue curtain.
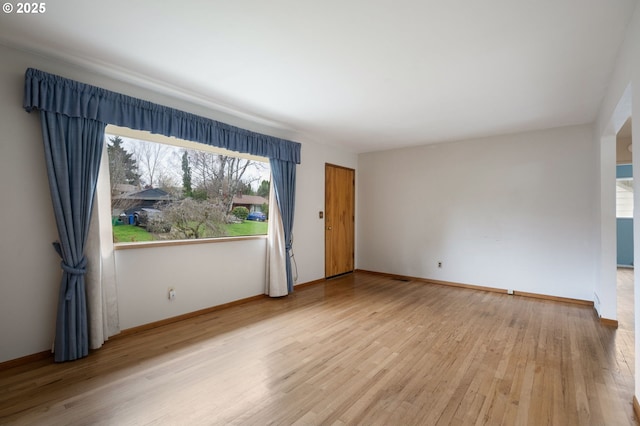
[25,68,301,360]
[270,159,297,293]
[40,112,106,362]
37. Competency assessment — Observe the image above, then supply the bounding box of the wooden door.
[325,164,355,278]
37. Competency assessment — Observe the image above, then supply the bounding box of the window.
[616,178,633,219]
[106,130,271,244]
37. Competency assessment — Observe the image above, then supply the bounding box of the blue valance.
[23,68,301,164]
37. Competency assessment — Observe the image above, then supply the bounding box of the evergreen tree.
[257,180,270,198]
[181,151,193,197]
[108,136,140,191]
[238,181,254,195]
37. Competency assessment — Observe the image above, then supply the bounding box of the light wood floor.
[618,268,635,389]
[0,271,636,425]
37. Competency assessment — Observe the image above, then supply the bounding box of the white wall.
[357,125,598,301]
[0,43,357,362]
[0,46,60,362]
[115,239,267,329]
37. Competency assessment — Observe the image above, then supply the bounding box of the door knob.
[327,226,332,230]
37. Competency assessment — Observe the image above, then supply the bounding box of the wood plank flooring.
[618,268,635,378]
[0,271,636,425]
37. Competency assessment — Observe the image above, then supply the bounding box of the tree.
[257,180,270,198]
[161,198,228,239]
[181,151,193,197]
[155,171,179,195]
[133,140,169,188]
[238,181,254,195]
[190,152,261,212]
[107,136,140,192]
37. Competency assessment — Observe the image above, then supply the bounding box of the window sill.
[114,235,268,250]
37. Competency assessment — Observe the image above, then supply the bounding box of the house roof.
[232,195,268,206]
[0,1,636,152]
[113,188,174,201]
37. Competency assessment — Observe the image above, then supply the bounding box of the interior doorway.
[617,118,634,268]
[601,84,636,409]
[325,163,355,278]
[617,118,634,337]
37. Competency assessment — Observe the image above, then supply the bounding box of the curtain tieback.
[52,241,88,299]
[60,257,88,301]
[60,257,88,276]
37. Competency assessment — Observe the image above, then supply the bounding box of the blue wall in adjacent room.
[617,164,633,267]
[617,218,634,266]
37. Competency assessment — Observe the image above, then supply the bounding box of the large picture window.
[106,131,271,243]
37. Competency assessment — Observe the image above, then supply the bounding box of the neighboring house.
[112,188,175,215]
[232,194,268,213]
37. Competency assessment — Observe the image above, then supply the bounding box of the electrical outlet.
[437,261,442,268]
[168,288,176,300]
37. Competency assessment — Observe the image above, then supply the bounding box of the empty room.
[1,1,640,424]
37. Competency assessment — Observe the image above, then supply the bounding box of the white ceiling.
[0,1,637,153]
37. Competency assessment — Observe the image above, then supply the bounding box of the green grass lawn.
[112,225,155,243]
[112,220,267,242]
[225,220,268,236]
